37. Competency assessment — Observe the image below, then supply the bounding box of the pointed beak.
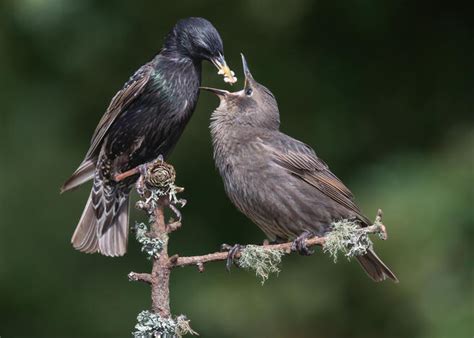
[211,54,237,84]
[200,86,229,97]
[241,53,254,88]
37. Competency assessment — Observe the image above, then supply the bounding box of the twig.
[128,272,152,285]
[169,223,385,270]
[170,237,324,268]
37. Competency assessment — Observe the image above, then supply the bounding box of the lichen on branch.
[132,310,198,338]
[134,222,165,259]
[323,220,373,262]
[238,245,285,284]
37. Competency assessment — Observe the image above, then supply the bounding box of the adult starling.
[203,55,398,282]
[61,17,236,256]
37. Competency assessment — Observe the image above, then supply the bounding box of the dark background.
[0,1,472,337]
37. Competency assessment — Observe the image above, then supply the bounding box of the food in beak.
[213,57,237,84]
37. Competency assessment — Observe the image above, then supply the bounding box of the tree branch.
[128,272,153,285]
[126,158,389,336]
[170,236,324,269]
[169,222,386,270]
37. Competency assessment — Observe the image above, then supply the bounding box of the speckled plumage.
[62,17,231,256]
[207,55,398,282]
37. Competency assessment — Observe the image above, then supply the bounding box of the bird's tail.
[71,186,130,257]
[61,160,95,193]
[356,248,399,282]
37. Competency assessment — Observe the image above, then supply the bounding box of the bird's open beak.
[200,87,230,97]
[212,54,237,84]
[241,53,254,88]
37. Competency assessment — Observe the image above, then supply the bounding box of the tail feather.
[98,195,129,257]
[356,249,399,283]
[61,160,95,193]
[71,188,130,257]
[71,191,99,253]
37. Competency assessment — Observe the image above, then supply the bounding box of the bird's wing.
[84,62,154,161]
[260,134,369,223]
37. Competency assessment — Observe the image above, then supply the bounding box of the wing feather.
[84,63,154,161]
[261,135,370,224]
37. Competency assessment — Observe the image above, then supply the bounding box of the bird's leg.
[291,231,314,256]
[136,175,146,196]
[135,163,151,200]
[220,243,242,271]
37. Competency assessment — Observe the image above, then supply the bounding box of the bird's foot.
[138,163,149,177]
[291,231,314,256]
[221,243,242,271]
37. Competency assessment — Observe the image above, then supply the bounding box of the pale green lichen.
[238,245,285,285]
[132,311,197,338]
[133,310,176,337]
[134,222,164,259]
[323,220,373,263]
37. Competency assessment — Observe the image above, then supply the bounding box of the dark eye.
[245,88,253,96]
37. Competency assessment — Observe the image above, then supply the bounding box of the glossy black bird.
[203,55,398,282]
[61,17,236,257]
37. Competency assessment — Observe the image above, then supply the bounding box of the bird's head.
[165,17,236,84]
[202,54,280,129]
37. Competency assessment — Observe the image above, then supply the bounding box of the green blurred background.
[0,1,472,337]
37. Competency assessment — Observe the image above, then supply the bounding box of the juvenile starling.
[204,55,398,282]
[61,17,236,256]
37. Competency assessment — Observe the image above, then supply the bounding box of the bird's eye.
[245,88,253,96]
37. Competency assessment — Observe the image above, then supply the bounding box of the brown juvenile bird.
[203,55,398,282]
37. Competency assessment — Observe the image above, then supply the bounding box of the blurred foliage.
[0,0,472,337]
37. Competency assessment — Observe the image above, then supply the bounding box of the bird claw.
[221,243,242,271]
[138,163,148,177]
[291,231,314,256]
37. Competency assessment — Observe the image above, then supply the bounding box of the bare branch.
[128,272,152,285]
